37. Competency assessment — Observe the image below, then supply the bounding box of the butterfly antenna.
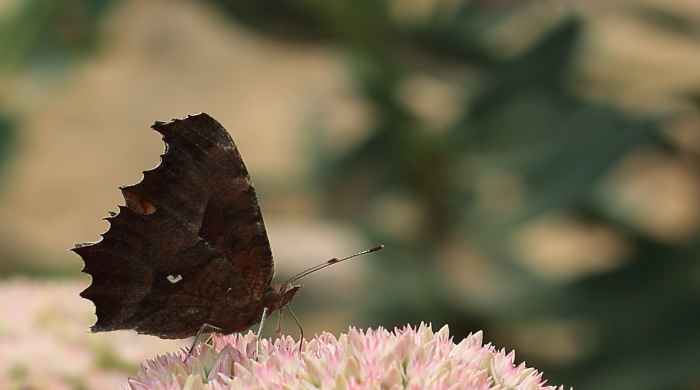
[284,245,384,285]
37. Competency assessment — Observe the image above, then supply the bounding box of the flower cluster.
[0,278,189,390]
[130,323,567,390]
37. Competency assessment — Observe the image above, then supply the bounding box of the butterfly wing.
[73,113,274,338]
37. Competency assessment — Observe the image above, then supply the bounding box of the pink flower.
[0,278,189,390]
[129,323,569,390]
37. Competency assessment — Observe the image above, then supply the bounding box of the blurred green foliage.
[208,1,700,389]
[2,0,699,389]
[0,115,15,189]
[0,0,112,75]
[0,0,113,186]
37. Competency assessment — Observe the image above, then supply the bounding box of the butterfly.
[72,113,381,341]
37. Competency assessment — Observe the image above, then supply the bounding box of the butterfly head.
[264,283,303,313]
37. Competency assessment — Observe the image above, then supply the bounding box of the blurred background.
[2,0,700,389]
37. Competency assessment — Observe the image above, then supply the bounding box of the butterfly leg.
[286,306,304,354]
[275,308,284,338]
[189,323,225,356]
[255,307,269,358]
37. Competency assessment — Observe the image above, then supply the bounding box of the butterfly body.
[73,113,298,339]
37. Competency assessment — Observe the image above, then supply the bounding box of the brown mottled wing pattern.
[73,113,274,339]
